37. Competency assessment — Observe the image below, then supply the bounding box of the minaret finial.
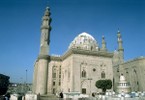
[44,0,50,16]
[46,0,50,8]
[101,35,107,51]
[46,6,49,10]
[117,30,123,50]
[117,29,124,62]
[118,28,120,32]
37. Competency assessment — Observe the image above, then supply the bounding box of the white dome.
[69,32,99,51]
[120,74,126,81]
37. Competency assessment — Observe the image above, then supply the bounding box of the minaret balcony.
[41,25,49,29]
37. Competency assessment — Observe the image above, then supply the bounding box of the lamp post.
[88,78,92,97]
[20,77,23,93]
[25,69,27,93]
[26,69,27,85]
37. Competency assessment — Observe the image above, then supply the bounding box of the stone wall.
[114,57,145,92]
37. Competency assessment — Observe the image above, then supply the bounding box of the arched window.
[82,70,86,78]
[101,71,105,78]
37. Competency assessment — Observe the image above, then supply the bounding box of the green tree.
[95,79,112,93]
[0,74,10,95]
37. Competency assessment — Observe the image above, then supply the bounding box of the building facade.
[113,57,145,92]
[32,7,145,95]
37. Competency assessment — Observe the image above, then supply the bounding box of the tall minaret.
[40,7,51,55]
[101,35,107,51]
[117,30,124,63]
[33,7,51,95]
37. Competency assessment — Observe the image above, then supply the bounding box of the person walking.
[59,92,63,100]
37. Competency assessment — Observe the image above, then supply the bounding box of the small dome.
[69,32,99,51]
[120,74,126,81]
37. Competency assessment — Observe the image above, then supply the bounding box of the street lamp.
[88,78,92,96]
[26,69,27,85]
[25,69,28,93]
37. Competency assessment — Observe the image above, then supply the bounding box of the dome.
[120,74,126,81]
[69,32,99,51]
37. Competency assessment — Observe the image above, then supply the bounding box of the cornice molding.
[50,48,114,61]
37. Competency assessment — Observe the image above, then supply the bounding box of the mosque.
[32,7,145,96]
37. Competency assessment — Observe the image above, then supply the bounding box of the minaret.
[33,7,51,95]
[101,35,107,51]
[40,7,51,55]
[117,30,124,63]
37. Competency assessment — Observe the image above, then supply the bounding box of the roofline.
[50,48,114,61]
[121,56,145,65]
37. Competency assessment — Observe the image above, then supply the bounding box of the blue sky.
[0,0,145,83]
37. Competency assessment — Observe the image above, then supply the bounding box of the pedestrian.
[92,93,95,97]
[59,92,63,98]
[5,96,8,100]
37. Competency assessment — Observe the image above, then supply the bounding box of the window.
[59,66,61,74]
[82,88,86,94]
[134,69,136,73]
[68,70,70,79]
[137,81,139,85]
[53,81,55,86]
[117,67,119,72]
[82,70,86,78]
[59,66,61,78]
[101,71,105,78]
[53,88,55,94]
[59,74,61,78]
[53,73,56,78]
[93,68,96,72]
[52,66,56,78]
[91,46,93,50]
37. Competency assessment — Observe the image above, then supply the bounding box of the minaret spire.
[117,30,123,51]
[117,29,124,62]
[40,7,51,55]
[101,35,107,51]
[33,7,51,95]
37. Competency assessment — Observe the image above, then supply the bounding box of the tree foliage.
[95,79,112,93]
[0,74,9,95]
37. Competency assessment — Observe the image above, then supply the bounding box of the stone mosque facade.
[32,7,145,95]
